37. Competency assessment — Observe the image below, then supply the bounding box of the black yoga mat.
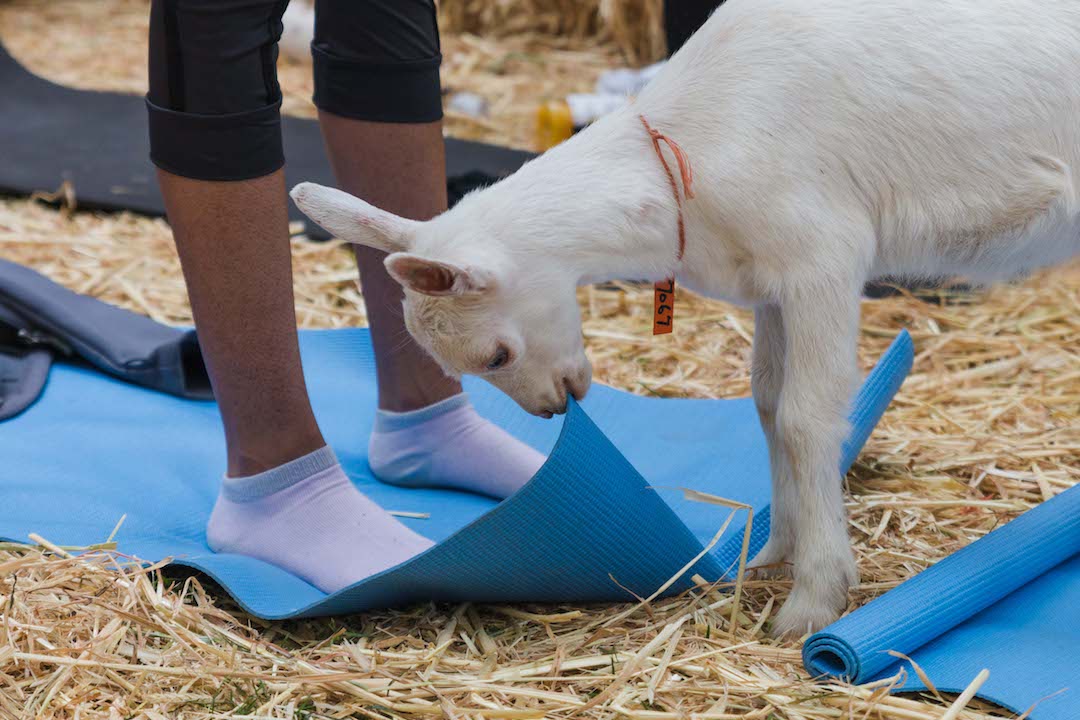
[0,41,534,235]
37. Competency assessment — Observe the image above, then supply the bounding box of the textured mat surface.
[0,41,533,231]
[804,479,1079,720]
[0,328,911,618]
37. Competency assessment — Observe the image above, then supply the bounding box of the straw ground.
[0,1,1076,717]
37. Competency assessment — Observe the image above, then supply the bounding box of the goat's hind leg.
[770,279,862,638]
[748,305,795,579]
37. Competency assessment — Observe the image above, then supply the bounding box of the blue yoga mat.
[1,328,910,620]
[807,483,1075,720]
[804,483,1079,720]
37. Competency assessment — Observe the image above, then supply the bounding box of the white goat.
[293,0,1080,636]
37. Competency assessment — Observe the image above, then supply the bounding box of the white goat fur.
[292,0,1080,636]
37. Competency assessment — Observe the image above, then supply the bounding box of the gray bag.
[0,259,211,420]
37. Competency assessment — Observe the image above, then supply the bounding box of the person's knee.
[147,0,287,181]
[312,0,443,123]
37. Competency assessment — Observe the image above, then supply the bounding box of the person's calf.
[157,169,326,477]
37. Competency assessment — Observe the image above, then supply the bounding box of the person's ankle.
[227,430,327,477]
[376,376,463,413]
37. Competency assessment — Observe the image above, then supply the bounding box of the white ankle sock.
[206,446,433,593]
[368,393,545,499]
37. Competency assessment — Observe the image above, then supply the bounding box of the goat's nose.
[563,373,588,402]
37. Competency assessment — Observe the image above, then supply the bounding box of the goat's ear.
[384,253,494,297]
[290,182,415,253]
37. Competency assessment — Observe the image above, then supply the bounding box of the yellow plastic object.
[535,99,574,150]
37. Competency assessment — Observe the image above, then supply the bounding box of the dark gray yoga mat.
[0,40,534,233]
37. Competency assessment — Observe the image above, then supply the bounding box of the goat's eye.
[486,346,511,371]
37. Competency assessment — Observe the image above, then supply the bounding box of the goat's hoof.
[769,590,844,640]
[769,556,856,639]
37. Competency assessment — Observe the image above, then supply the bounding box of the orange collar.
[639,114,695,261]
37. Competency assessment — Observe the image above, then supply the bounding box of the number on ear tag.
[653,278,675,335]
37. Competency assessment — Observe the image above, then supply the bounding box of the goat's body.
[635,0,1080,303]
[293,0,1080,637]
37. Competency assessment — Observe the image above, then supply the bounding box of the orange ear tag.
[653,278,675,335]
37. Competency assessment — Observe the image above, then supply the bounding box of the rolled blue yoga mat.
[0,327,912,619]
[804,483,1080,719]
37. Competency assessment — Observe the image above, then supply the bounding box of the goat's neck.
[503,110,684,286]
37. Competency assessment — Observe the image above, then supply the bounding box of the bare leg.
[771,280,862,638]
[159,169,324,476]
[150,0,434,591]
[316,113,545,498]
[161,169,434,589]
[748,304,795,577]
[317,113,461,411]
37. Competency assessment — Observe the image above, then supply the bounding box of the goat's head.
[291,182,591,417]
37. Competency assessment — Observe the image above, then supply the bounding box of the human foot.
[368,393,546,499]
[207,446,433,592]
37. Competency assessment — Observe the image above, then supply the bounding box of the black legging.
[147,0,442,182]
[665,0,725,56]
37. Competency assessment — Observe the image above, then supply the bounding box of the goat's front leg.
[770,281,861,638]
[748,305,795,577]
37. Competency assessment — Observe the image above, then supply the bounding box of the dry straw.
[439,0,667,66]
[1,0,1077,717]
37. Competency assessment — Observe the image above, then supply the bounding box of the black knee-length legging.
[146,0,442,182]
